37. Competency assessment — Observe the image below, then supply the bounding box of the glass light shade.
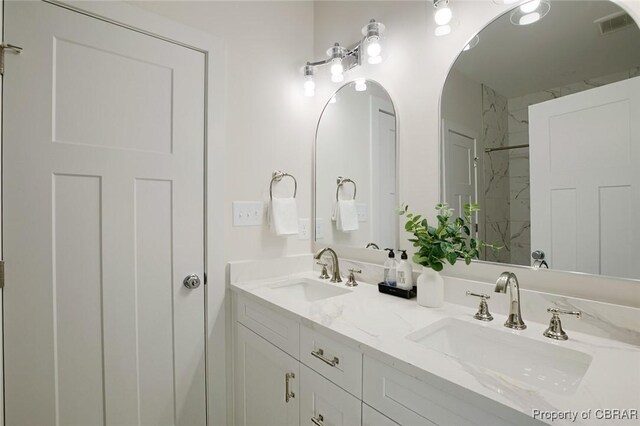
[435,25,451,37]
[330,59,344,76]
[519,12,540,25]
[355,79,367,92]
[304,79,315,97]
[368,55,383,65]
[510,0,549,25]
[367,40,382,57]
[331,73,344,83]
[434,7,452,25]
[520,0,541,13]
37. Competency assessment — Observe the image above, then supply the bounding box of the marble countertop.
[230,271,640,426]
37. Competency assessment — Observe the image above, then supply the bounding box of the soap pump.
[397,250,413,290]
[383,248,398,287]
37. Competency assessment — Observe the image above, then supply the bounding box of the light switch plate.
[232,201,264,226]
[298,219,310,240]
[356,203,368,222]
[315,218,325,240]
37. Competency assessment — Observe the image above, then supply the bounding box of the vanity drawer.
[300,325,363,398]
[363,356,518,426]
[300,364,361,426]
[362,404,400,426]
[235,294,300,359]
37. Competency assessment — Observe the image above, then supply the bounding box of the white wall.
[441,68,482,135]
[133,1,315,263]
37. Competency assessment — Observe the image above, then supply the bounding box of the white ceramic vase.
[416,267,444,308]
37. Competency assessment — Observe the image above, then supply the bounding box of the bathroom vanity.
[229,258,640,426]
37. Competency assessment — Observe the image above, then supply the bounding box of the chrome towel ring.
[336,177,357,201]
[270,170,297,200]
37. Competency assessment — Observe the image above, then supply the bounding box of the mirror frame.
[438,0,640,285]
[312,79,401,252]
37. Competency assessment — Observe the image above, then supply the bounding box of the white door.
[299,364,362,426]
[3,2,206,425]
[529,77,640,278]
[442,121,481,233]
[235,324,300,426]
[371,98,396,248]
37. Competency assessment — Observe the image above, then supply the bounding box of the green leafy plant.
[398,203,498,272]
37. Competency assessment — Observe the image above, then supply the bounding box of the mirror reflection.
[442,0,640,279]
[315,80,397,250]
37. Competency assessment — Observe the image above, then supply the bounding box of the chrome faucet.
[314,247,342,283]
[494,272,526,330]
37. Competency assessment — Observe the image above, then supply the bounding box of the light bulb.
[519,12,541,25]
[355,79,367,92]
[331,73,344,83]
[434,25,451,37]
[367,40,381,57]
[304,79,315,97]
[434,6,452,25]
[520,0,541,14]
[368,55,383,65]
[330,60,343,76]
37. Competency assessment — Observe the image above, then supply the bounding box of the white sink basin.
[407,318,592,395]
[268,278,351,302]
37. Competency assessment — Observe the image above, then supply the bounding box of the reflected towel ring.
[336,177,357,201]
[270,170,297,200]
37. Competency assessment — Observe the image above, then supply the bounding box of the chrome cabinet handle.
[311,348,339,367]
[285,372,295,403]
[311,414,324,426]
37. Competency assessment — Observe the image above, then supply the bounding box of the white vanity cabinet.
[233,293,538,426]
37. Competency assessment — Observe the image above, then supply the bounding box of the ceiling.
[453,0,640,98]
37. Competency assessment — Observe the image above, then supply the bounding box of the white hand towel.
[269,197,299,236]
[333,200,359,232]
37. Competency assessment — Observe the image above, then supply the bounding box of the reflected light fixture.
[510,0,550,26]
[355,79,367,92]
[434,0,453,36]
[301,19,386,96]
[463,34,480,51]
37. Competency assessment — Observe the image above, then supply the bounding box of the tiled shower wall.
[506,67,640,265]
[481,85,511,263]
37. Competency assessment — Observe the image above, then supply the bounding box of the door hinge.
[0,43,23,75]
[0,260,5,289]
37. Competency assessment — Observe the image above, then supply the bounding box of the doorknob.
[183,274,201,289]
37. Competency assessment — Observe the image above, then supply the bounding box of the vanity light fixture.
[510,0,550,26]
[301,19,385,96]
[433,0,453,37]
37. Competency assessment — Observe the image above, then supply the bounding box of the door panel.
[529,77,640,278]
[3,2,206,424]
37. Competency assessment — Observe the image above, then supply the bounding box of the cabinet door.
[236,324,300,426]
[362,404,400,426]
[300,364,361,426]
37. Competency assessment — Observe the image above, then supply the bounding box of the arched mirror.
[441,0,640,279]
[315,80,398,250]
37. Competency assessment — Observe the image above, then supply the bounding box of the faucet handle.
[466,291,493,321]
[316,262,330,280]
[543,307,581,340]
[346,269,361,287]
